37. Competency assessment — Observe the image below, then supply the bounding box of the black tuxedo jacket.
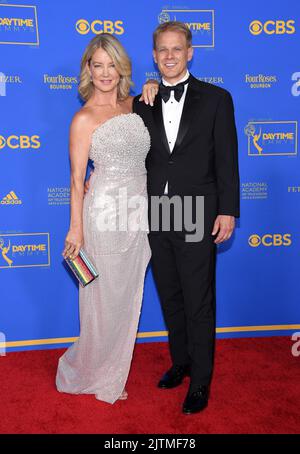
[133,74,240,218]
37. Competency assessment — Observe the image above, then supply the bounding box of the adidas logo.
[0,191,22,205]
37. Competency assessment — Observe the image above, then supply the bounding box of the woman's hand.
[62,229,83,260]
[139,79,159,106]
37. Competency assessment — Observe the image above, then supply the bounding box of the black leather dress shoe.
[182,385,209,414]
[157,364,190,389]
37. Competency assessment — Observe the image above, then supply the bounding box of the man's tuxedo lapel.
[152,76,202,156]
[152,93,170,155]
[172,77,202,154]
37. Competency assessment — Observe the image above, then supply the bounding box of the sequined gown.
[56,113,151,404]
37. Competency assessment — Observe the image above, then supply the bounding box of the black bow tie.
[159,77,190,103]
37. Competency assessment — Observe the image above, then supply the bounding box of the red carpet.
[0,337,299,434]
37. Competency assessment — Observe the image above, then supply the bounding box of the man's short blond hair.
[153,21,192,49]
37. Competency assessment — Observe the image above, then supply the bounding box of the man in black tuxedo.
[133,21,240,414]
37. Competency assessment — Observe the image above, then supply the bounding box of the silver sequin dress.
[56,113,151,404]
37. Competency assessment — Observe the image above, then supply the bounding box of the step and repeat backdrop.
[0,0,299,352]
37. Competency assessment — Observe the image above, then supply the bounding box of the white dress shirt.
[162,70,190,194]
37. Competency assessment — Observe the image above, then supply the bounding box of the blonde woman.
[56,34,157,403]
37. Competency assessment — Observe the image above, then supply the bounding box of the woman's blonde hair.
[78,33,133,102]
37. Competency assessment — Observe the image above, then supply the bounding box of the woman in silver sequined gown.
[56,35,152,404]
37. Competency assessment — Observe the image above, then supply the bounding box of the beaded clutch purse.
[65,248,99,287]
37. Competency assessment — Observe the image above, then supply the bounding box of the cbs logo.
[248,234,292,247]
[0,135,40,149]
[249,20,295,35]
[76,19,124,35]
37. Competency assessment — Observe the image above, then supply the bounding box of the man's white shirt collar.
[162,70,190,87]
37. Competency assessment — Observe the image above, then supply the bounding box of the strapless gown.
[56,113,151,403]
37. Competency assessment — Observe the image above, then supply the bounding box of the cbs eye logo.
[248,234,261,247]
[76,19,90,34]
[249,21,263,35]
[248,234,292,247]
[249,20,295,35]
[75,19,124,35]
[0,135,40,150]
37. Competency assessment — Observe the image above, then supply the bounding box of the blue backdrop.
[0,0,299,352]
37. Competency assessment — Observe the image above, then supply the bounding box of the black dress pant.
[148,193,217,386]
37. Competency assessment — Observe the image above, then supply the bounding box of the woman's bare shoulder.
[70,106,106,135]
[71,106,94,128]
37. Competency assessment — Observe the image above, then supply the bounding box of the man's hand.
[139,79,159,106]
[211,215,235,244]
[84,171,93,195]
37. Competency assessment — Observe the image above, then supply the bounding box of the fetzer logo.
[0,190,22,204]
